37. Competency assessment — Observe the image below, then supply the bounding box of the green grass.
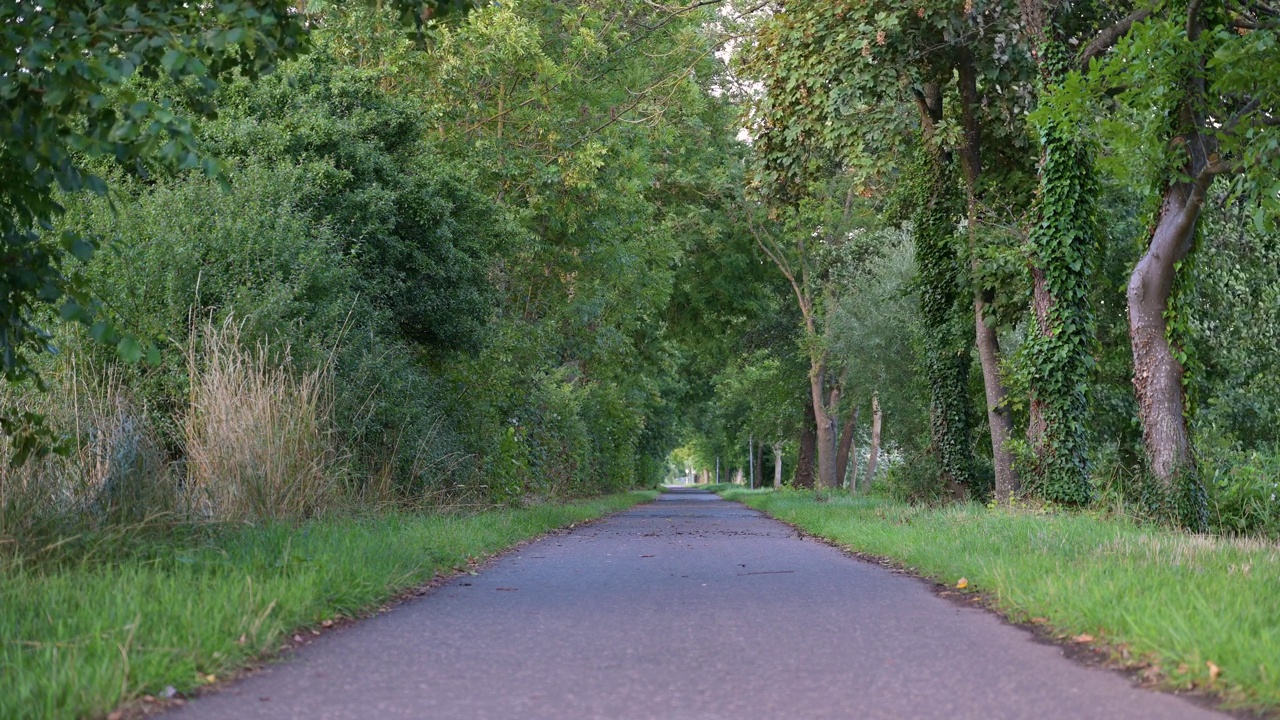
[1,491,655,720]
[721,488,1280,712]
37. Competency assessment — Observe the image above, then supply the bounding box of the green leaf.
[117,336,144,364]
[161,49,186,74]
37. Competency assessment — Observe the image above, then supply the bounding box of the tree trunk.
[864,393,883,490]
[773,442,783,489]
[835,406,859,490]
[809,373,839,490]
[975,290,1018,499]
[1127,180,1199,485]
[957,51,1019,501]
[971,292,1019,498]
[747,435,757,484]
[793,401,817,488]
[911,84,974,495]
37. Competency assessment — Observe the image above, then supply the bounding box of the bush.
[1202,446,1280,538]
[882,446,947,504]
[60,163,470,497]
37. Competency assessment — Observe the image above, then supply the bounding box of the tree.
[745,1,1039,498]
[742,182,876,490]
[1086,1,1280,525]
[828,231,930,492]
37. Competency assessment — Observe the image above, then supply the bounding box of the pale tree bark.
[747,435,757,484]
[773,442,783,489]
[864,393,883,490]
[835,406,859,490]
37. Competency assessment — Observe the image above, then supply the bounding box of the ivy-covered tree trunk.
[1016,9,1100,506]
[1023,113,1098,506]
[910,87,974,496]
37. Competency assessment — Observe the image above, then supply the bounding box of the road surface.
[167,488,1229,720]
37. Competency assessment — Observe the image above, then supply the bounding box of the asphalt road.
[167,489,1229,720]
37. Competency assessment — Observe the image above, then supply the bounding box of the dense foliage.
[2,0,1278,541]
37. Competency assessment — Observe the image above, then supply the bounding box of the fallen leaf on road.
[322,619,334,628]
[1072,634,1094,643]
[1207,661,1221,681]
[1030,617,1048,624]
[956,577,969,589]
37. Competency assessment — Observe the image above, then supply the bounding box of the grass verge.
[2,491,655,720]
[721,488,1279,713]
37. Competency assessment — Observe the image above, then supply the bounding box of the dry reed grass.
[1,362,173,546]
[183,317,346,522]
[2,316,350,552]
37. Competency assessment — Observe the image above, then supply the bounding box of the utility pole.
[716,456,720,484]
[749,436,755,489]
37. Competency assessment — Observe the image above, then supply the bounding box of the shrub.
[1,359,175,556]
[882,446,947,504]
[60,164,470,496]
[1202,447,1280,539]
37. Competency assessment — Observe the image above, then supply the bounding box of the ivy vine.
[904,143,974,491]
[1021,39,1098,506]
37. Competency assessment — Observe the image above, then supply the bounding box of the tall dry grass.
[2,317,349,557]
[0,362,174,550]
[183,317,346,522]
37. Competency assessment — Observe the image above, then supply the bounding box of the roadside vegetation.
[3,4,727,717]
[722,487,1280,712]
[676,2,1280,544]
[1,491,652,720]
[3,0,1280,717]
